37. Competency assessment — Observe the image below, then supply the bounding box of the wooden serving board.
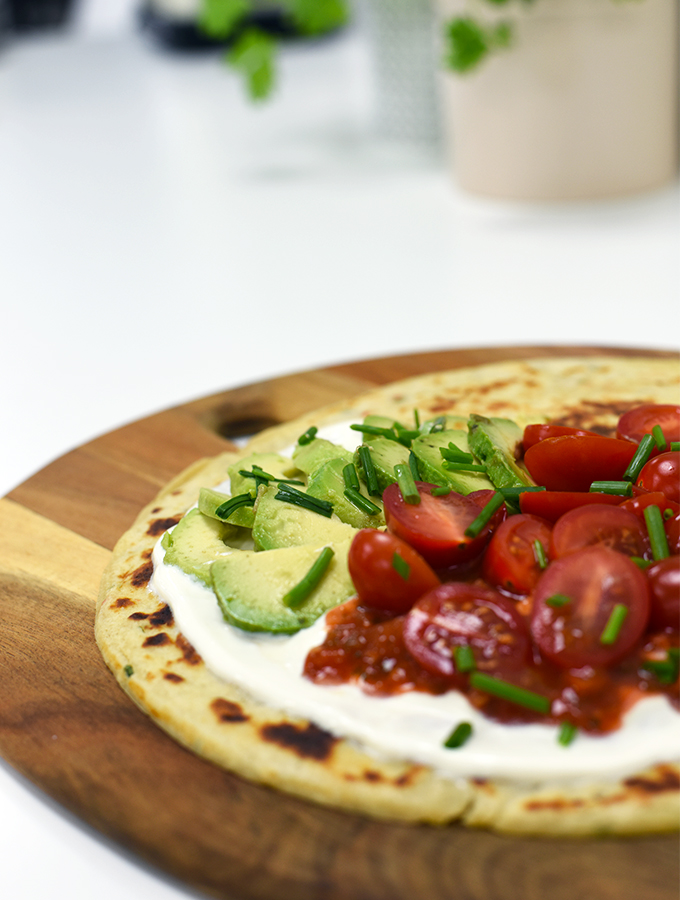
[1,346,678,900]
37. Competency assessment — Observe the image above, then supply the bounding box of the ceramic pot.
[437,0,679,200]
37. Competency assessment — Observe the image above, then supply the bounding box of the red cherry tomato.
[550,505,649,560]
[646,556,680,632]
[347,529,440,615]
[619,492,680,555]
[617,404,680,446]
[519,490,623,523]
[403,582,531,682]
[523,435,637,492]
[530,547,650,668]
[522,424,600,451]
[482,513,553,597]
[637,451,680,504]
[382,482,498,569]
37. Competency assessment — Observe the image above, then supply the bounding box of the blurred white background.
[0,1,678,896]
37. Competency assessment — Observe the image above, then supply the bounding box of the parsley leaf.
[227,28,277,100]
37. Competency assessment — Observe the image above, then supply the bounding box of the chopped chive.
[392,551,410,581]
[499,486,546,499]
[124,664,134,677]
[557,722,578,746]
[413,409,420,428]
[239,467,304,487]
[631,556,652,570]
[664,507,675,521]
[343,487,381,516]
[297,426,318,446]
[408,450,421,483]
[429,416,447,433]
[431,486,452,496]
[444,721,473,749]
[545,593,571,607]
[454,644,475,673]
[392,423,420,447]
[600,603,628,645]
[343,463,360,491]
[651,424,667,451]
[533,539,548,570]
[442,462,488,472]
[275,484,333,518]
[394,463,421,504]
[358,446,381,496]
[440,444,474,463]
[671,442,680,451]
[641,652,679,685]
[644,504,670,560]
[282,547,335,608]
[623,433,654,481]
[589,480,633,496]
[350,423,399,441]
[470,672,551,714]
[215,492,256,519]
[464,492,504,538]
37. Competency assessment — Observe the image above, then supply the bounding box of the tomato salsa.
[304,405,680,737]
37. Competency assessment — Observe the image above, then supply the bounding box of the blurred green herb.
[199,0,349,99]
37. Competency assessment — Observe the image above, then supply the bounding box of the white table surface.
[0,2,678,897]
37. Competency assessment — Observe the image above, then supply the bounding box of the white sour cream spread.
[149,422,680,785]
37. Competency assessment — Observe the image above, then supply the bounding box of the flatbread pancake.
[95,356,680,835]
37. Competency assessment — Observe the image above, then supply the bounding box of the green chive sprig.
[358,446,380,496]
[641,649,679,685]
[599,603,628,645]
[464,492,504,538]
[408,450,421,483]
[557,722,578,746]
[545,593,571,608]
[394,463,420,505]
[533,539,548,570]
[215,492,256,520]
[470,672,551,714]
[275,484,333,518]
[444,721,473,749]
[589,480,633,496]
[392,552,410,581]
[623,433,654,481]
[644,504,670,560]
[297,426,318,445]
[454,645,475,673]
[344,487,381,516]
[651,424,667,451]
[343,463,360,491]
[282,547,335,608]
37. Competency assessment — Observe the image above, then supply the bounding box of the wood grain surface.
[1,345,678,900]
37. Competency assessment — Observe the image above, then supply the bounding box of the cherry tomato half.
[530,546,650,668]
[347,529,441,615]
[637,451,680,504]
[646,556,680,632]
[522,424,600,452]
[482,513,553,597]
[519,490,623,523]
[403,582,531,682]
[550,505,649,560]
[617,404,680,446]
[383,482,498,569]
[523,435,638,492]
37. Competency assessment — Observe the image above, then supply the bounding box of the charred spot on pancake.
[260,721,337,761]
[524,797,587,811]
[147,516,181,537]
[472,379,513,397]
[130,560,154,587]
[549,400,649,436]
[624,765,680,795]
[363,769,383,783]
[113,597,133,608]
[176,633,202,665]
[163,672,184,684]
[393,766,422,788]
[148,604,174,628]
[143,632,171,648]
[211,698,249,723]
[128,611,149,620]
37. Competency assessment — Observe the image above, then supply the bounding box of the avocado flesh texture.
[198,486,256,529]
[162,508,239,586]
[212,539,354,633]
[411,429,494,494]
[306,457,385,529]
[467,414,535,489]
[292,438,353,476]
[354,436,411,494]
[252,483,356,550]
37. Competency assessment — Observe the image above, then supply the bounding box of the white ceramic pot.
[437,0,679,200]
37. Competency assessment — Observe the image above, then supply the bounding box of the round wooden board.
[1,345,678,900]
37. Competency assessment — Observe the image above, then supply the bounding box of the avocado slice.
[411,429,495,494]
[252,483,356,551]
[292,437,353,477]
[228,452,302,496]
[306,457,385,529]
[198,486,256,529]
[212,539,354,633]
[162,508,239,586]
[467,415,535,489]
[354,437,411,494]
